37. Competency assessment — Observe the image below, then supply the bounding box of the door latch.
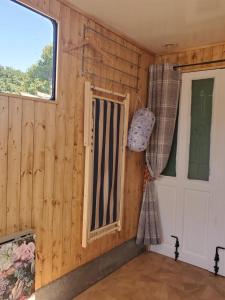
[214,246,225,276]
[171,235,180,261]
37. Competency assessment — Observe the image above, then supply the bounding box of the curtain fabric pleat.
[91,99,124,231]
[136,64,181,245]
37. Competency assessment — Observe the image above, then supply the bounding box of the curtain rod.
[174,58,225,69]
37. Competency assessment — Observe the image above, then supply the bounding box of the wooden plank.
[20,100,34,230]
[82,82,94,247]
[71,75,86,263]
[118,95,130,230]
[89,222,120,242]
[70,14,87,266]
[51,3,69,280]
[84,82,92,146]
[6,97,22,234]
[61,8,77,273]
[0,96,9,236]
[51,104,65,280]
[41,103,56,285]
[32,102,46,289]
[0,92,57,105]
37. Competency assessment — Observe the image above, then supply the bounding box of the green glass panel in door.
[188,78,214,181]
[162,115,178,177]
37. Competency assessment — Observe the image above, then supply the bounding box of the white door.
[151,69,225,276]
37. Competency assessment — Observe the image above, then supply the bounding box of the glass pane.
[188,78,214,181]
[0,0,57,99]
[162,115,178,177]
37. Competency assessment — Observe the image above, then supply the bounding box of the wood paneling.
[156,42,225,71]
[0,0,153,289]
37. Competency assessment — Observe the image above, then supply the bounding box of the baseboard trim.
[150,244,174,259]
[36,239,144,300]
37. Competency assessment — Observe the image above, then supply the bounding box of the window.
[0,0,57,100]
[188,78,214,181]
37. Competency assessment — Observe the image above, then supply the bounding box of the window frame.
[1,0,58,101]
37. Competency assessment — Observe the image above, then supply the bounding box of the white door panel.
[182,190,209,265]
[151,69,225,276]
[157,184,177,245]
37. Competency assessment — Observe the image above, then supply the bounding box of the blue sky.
[0,0,54,71]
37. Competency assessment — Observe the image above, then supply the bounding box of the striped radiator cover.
[91,99,125,231]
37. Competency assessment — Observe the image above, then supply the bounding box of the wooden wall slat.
[32,102,47,288]
[41,103,56,285]
[52,3,68,281]
[7,97,22,234]
[71,77,85,267]
[70,12,85,267]
[20,100,34,230]
[0,96,9,236]
[61,8,78,274]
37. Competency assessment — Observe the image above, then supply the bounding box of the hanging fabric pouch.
[127,108,155,152]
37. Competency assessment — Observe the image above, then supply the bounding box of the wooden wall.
[0,0,154,289]
[156,42,225,71]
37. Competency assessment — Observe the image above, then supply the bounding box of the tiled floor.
[75,252,225,300]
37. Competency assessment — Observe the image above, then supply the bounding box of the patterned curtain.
[136,64,181,245]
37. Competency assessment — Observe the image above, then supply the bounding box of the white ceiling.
[68,0,225,53]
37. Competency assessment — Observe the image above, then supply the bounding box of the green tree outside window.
[0,44,53,99]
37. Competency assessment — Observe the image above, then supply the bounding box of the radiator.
[0,230,35,300]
